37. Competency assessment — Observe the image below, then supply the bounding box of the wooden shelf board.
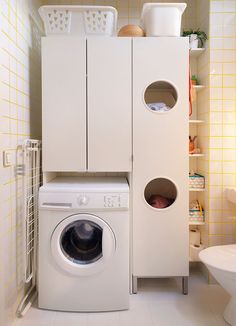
[193,85,205,92]
[189,188,205,192]
[189,119,204,124]
[189,221,205,225]
[190,48,205,58]
[189,154,204,157]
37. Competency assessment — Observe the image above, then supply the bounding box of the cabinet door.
[87,38,132,172]
[42,37,86,171]
[132,38,189,277]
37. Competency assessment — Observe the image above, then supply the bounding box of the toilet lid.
[199,244,236,273]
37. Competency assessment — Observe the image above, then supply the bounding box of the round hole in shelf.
[144,177,178,209]
[144,81,178,113]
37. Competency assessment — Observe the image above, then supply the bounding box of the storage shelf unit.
[42,37,132,172]
[133,38,189,280]
[189,47,206,263]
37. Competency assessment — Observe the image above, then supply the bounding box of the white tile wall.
[208,0,236,247]
[0,1,43,325]
[0,2,236,324]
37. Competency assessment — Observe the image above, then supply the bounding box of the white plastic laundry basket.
[141,3,187,37]
[38,6,117,36]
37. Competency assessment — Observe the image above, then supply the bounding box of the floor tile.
[87,311,120,326]
[13,272,230,326]
[13,306,55,326]
[53,310,87,326]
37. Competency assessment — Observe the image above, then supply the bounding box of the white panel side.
[132,38,189,277]
[42,37,86,171]
[87,37,132,172]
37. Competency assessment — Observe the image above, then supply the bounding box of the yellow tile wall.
[0,1,42,325]
[208,0,236,246]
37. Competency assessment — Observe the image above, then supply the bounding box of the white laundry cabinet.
[132,38,189,279]
[42,36,189,284]
[42,37,132,172]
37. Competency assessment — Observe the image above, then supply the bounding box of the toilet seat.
[199,244,236,274]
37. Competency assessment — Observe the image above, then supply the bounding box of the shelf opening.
[144,81,178,112]
[144,177,177,209]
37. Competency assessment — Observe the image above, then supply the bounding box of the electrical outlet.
[3,150,12,167]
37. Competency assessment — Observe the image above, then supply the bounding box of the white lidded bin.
[38,6,117,36]
[141,3,187,37]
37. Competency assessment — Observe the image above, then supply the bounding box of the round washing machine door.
[51,214,116,276]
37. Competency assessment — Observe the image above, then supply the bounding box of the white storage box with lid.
[141,3,187,37]
[38,5,117,36]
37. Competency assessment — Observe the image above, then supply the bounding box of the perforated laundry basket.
[38,6,117,36]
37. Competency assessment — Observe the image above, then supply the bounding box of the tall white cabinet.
[42,37,132,172]
[132,38,189,280]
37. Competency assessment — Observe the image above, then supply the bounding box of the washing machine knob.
[78,195,89,206]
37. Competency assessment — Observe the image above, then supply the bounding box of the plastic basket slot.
[45,9,71,33]
[40,6,116,36]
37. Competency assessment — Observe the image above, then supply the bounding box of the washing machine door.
[51,214,116,276]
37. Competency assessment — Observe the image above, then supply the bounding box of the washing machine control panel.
[103,195,121,208]
[75,193,128,209]
[77,195,89,206]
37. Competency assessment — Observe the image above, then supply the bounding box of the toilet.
[199,244,236,326]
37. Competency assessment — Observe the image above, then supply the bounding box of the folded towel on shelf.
[147,102,171,112]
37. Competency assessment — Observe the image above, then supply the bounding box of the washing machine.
[38,176,129,312]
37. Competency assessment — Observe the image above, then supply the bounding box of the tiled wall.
[41,0,198,31]
[0,1,235,324]
[208,0,236,246]
[0,1,42,325]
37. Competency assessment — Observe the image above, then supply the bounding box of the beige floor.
[14,270,230,326]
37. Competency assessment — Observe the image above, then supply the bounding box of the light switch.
[3,150,12,167]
